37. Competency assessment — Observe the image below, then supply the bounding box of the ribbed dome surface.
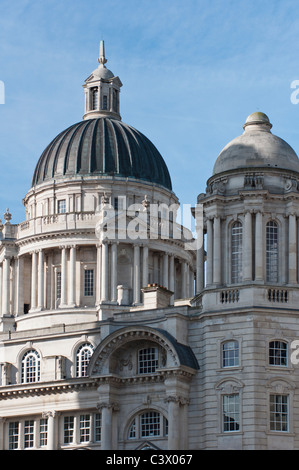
[32,118,172,190]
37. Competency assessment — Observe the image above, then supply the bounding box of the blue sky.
[1,0,299,223]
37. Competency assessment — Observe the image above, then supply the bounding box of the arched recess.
[87,326,199,377]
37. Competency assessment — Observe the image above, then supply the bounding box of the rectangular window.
[138,348,158,374]
[64,416,74,444]
[40,418,48,447]
[56,271,61,300]
[9,422,19,450]
[94,413,101,442]
[103,95,108,110]
[24,420,34,448]
[223,394,240,432]
[269,341,287,366]
[222,341,239,368]
[58,199,66,214]
[79,415,91,443]
[140,412,160,437]
[84,269,94,296]
[270,394,289,432]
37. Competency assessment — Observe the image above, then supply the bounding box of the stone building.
[0,42,299,450]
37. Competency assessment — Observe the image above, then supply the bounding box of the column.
[110,243,117,303]
[68,245,76,307]
[42,411,56,450]
[15,257,24,316]
[163,253,169,289]
[2,257,10,316]
[101,241,109,302]
[213,216,221,284]
[37,249,44,310]
[169,254,175,304]
[289,214,297,284]
[97,402,119,450]
[206,218,213,286]
[30,251,37,311]
[133,244,140,305]
[181,261,187,299]
[166,396,180,449]
[60,246,67,308]
[96,244,102,305]
[243,211,252,281]
[255,211,263,281]
[142,245,149,288]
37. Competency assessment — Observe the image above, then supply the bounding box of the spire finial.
[98,40,107,66]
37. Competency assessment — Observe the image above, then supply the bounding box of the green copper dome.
[31,118,172,191]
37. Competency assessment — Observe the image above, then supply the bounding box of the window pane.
[58,199,66,214]
[24,420,34,448]
[231,222,242,283]
[84,269,94,296]
[138,348,158,374]
[140,412,160,437]
[40,418,48,447]
[79,415,90,443]
[94,413,101,442]
[223,394,240,432]
[64,416,74,444]
[9,422,19,450]
[76,343,94,377]
[266,221,278,283]
[269,341,287,366]
[222,341,239,367]
[270,394,288,431]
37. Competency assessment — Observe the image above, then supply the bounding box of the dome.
[31,118,172,190]
[213,112,299,175]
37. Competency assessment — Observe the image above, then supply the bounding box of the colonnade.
[196,210,298,290]
[0,242,194,316]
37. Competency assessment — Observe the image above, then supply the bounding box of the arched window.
[128,411,168,440]
[222,340,239,368]
[76,343,94,377]
[269,340,287,366]
[231,221,242,283]
[266,221,278,283]
[21,350,40,383]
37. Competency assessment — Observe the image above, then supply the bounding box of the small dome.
[213,112,299,175]
[92,64,115,80]
[31,118,172,191]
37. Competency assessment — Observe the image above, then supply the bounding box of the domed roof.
[213,112,299,175]
[31,118,172,190]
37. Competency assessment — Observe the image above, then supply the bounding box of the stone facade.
[0,45,299,450]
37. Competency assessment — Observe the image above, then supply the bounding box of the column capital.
[42,411,56,419]
[164,395,189,406]
[96,401,120,412]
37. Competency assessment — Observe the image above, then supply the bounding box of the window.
[56,271,61,300]
[269,341,287,366]
[138,347,158,374]
[103,95,108,110]
[64,416,74,444]
[80,415,91,443]
[92,87,99,110]
[94,413,101,442]
[266,221,278,283]
[39,418,48,447]
[223,394,240,432]
[57,199,66,214]
[270,394,289,432]
[9,422,19,450]
[21,350,40,383]
[76,343,94,377]
[128,412,168,440]
[231,221,242,283]
[84,269,94,296]
[24,420,34,448]
[222,340,239,368]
